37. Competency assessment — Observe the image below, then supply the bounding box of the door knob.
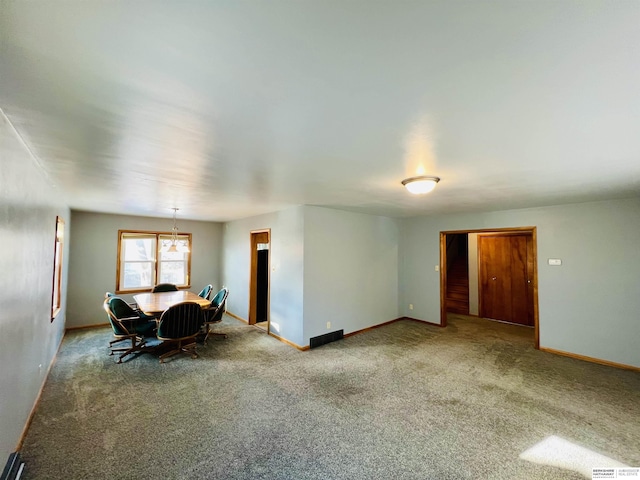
[492,276,497,281]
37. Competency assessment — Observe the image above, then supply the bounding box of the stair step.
[447,302,469,309]
[448,271,468,278]
[448,286,469,293]
[447,291,468,301]
[448,274,468,281]
[446,299,469,314]
[449,264,468,270]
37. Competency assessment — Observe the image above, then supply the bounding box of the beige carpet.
[20,313,640,479]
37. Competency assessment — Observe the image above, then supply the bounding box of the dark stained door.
[479,233,534,326]
[249,230,270,325]
[256,249,269,323]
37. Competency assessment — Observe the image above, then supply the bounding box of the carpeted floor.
[20,314,640,479]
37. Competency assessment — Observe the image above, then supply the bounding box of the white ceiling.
[2,1,639,222]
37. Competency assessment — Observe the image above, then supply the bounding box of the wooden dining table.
[133,290,211,316]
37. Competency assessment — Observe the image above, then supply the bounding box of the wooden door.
[479,233,534,326]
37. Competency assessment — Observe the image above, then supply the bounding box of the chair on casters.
[156,302,204,363]
[104,296,157,363]
[152,283,178,293]
[203,287,229,344]
[197,284,213,301]
[105,291,142,313]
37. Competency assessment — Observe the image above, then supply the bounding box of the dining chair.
[103,296,157,363]
[202,287,229,344]
[156,301,205,363]
[105,291,142,313]
[151,283,178,292]
[198,284,213,301]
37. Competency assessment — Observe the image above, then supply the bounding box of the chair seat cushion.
[138,311,157,321]
[134,320,157,337]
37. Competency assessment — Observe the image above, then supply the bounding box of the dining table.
[133,290,211,316]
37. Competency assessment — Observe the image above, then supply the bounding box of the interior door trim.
[439,226,539,349]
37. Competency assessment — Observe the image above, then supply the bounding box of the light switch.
[548,258,562,266]
[435,265,440,272]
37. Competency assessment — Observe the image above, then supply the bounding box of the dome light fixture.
[401,175,440,194]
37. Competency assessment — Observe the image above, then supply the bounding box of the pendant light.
[162,208,190,253]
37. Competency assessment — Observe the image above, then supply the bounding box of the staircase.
[446,257,469,314]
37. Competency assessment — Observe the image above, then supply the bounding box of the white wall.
[399,198,640,368]
[0,112,69,458]
[303,206,399,341]
[67,211,222,328]
[222,206,305,346]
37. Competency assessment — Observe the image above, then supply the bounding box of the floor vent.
[310,329,344,349]
[1,452,24,480]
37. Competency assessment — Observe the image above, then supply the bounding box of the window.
[51,216,64,321]
[116,230,192,293]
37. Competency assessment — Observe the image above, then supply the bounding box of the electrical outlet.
[326,321,331,330]
[409,304,414,310]
[435,265,440,272]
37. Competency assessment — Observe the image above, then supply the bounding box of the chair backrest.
[157,302,204,340]
[106,296,138,319]
[198,284,213,300]
[152,283,178,293]
[103,298,133,337]
[206,287,229,323]
[211,287,229,309]
[105,291,115,299]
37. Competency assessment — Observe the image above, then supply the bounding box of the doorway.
[249,229,270,332]
[439,227,539,348]
[445,233,469,315]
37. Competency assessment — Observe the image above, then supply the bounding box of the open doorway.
[444,233,469,315]
[439,227,539,348]
[249,229,270,332]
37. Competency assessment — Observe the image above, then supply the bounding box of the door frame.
[439,226,539,348]
[249,229,271,332]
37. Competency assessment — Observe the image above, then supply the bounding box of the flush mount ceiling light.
[401,175,440,194]
[161,208,190,253]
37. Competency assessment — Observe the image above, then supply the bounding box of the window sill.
[51,307,61,322]
[115,285,192,295]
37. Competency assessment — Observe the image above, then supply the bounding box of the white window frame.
[116,230,192,293]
